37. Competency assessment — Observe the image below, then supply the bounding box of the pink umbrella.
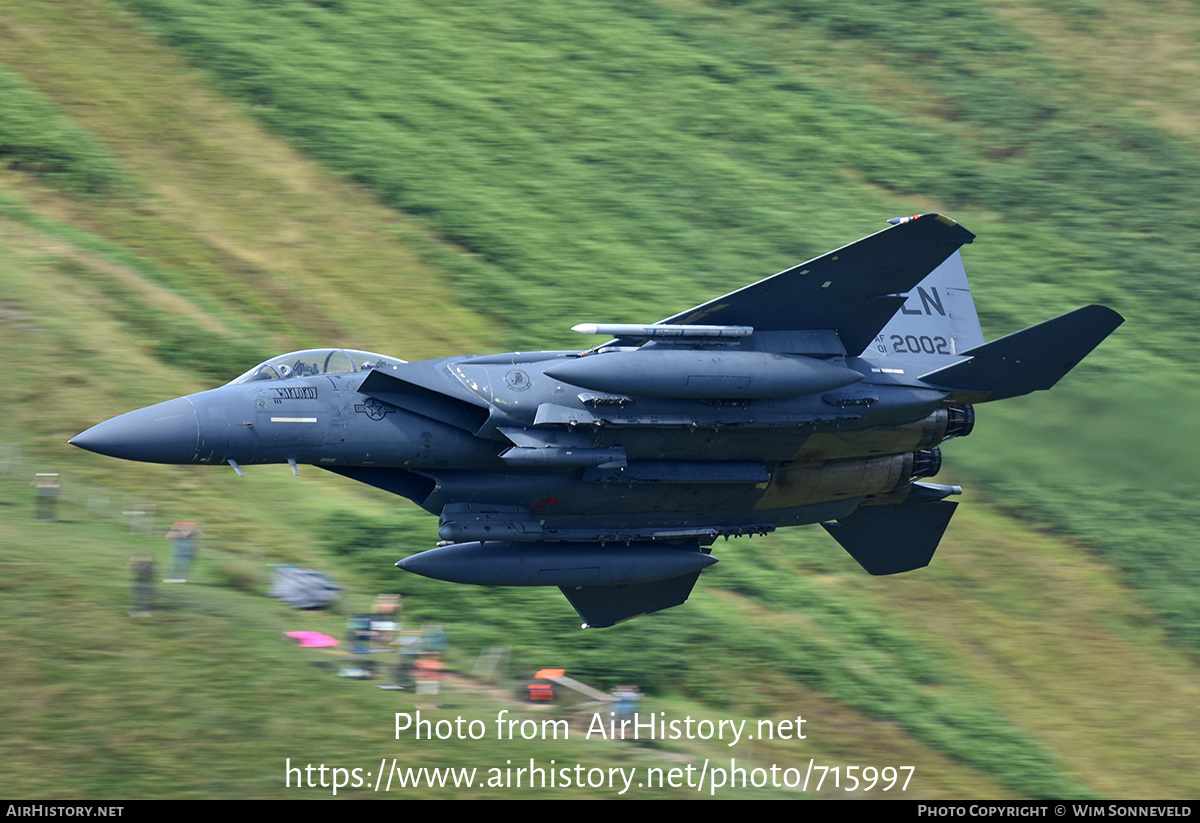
[286,631,339,648]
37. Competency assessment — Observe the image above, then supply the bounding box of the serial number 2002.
[889,334,950,355]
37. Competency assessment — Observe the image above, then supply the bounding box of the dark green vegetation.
[2,0,1197,799]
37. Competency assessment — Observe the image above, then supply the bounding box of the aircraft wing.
[656,213,975,355]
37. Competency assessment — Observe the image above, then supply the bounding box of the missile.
[395,541,718,587]
[500,446,627,468]
[572,323,753,339]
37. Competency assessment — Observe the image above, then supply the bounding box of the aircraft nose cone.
[70,397,200,464]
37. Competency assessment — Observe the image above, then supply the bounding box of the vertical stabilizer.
[861,250,984,373]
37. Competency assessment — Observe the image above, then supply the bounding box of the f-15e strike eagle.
[72,214,1122,627]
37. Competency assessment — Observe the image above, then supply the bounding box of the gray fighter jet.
[71,215,1122,627]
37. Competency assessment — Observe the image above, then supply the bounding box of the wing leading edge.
[656,213,975,355]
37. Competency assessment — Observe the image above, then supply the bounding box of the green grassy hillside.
[1,0,1197,799]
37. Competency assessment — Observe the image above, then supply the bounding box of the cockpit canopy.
[228,348,407,385]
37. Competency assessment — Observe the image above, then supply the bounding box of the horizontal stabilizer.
[919,305,1123,401]
[560,571,705,628]
[822,500,957,575]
